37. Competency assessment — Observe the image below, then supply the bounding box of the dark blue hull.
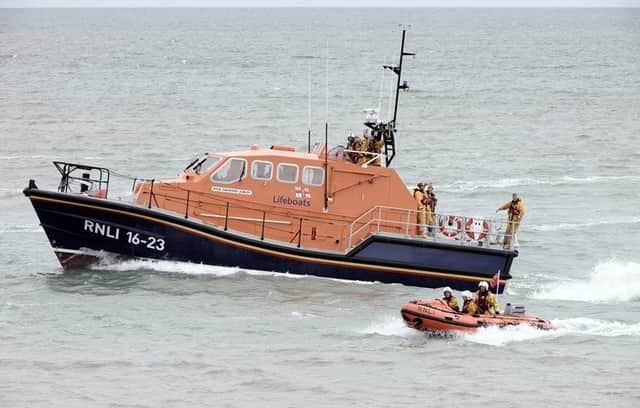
[24,187,516,292]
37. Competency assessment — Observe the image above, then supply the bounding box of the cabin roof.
[209,147,321,161]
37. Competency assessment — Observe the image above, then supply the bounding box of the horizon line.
[3,5,639,8]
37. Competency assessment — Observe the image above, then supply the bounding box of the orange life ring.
[465,218,489,241]
[439,215,462,238]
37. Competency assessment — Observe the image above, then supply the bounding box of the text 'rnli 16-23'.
[83,219,165,251]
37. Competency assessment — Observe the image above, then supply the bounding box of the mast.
[380,29,414,167]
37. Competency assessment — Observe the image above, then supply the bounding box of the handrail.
[54,161,111,198]
[346,205,517,251]
[342,149,385,167]
[52,162,516,253]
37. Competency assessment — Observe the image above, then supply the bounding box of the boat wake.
[531,261,640,303]
[552,318,640,337]
[460,324,555,346]
[90,258,247,277]
[358,315,420,338]
[361,314,640,346]
[460,317,640,346]
[89,258,375,286]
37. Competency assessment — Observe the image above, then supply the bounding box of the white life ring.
[439,215,462,238]
[465,218,490,241]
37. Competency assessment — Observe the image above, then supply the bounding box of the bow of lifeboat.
[401,299,554,333]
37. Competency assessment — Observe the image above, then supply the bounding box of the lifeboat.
[23,31,519,291]
[401,299,554,333]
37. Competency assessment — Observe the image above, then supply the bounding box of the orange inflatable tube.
[401,299,554,333]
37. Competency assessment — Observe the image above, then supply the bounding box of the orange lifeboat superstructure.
[132,144,416,254]
[401,299,554,333]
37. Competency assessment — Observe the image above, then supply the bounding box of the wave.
[357,315,419,338]
[553,318,640,337]
[460,324,556,346]
[437,175,640,193]
[531,261,640,303]
[91,258,258,277]
[359,315,640,347]
[530,217,640,232]
[461,317,640,346]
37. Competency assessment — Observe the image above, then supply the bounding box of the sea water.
[1,7,639,407]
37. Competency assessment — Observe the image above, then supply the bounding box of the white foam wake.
[91,258,243,276]
[460,317,640,346]
[531,261,640,303]
[357,316,419,338]
[460,324,555,346]
[88,258,376,285]
[553,318,640,337]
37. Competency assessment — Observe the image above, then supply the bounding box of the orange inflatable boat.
[401,299,554,333]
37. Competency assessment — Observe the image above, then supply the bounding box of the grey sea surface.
[1,7,640,407]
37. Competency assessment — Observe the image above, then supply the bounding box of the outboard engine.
[504,303,526,315]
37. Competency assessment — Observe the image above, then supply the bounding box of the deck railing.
[347,205,517,251]
[141,183,518,253]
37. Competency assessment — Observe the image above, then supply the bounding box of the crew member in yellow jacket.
[442,287,459,312]
[461,291,476,314]
[423,183,438,236]
[497,193,525,249]
[474,281,499,315]
[413,182,427,236]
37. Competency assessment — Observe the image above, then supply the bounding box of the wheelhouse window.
[211,158,247,184]
[251,161,273,181]
[277,163,298,184]
[302,166,324,186]
[191,155,221,175]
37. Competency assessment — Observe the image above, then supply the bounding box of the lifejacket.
[509,199,521,220]
[443,295,459,312]
[428,192,437,211]
[367,135,377,153]
[421,192,437,212]
[462,300,474,314]
[476,292,490,314]
[413,189,426,209]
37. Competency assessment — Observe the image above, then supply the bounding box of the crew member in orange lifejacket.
[496,193,525,249]
[474,281,499,316]
[422,183,438,236]
[461,291,476,314]
[442,287,460,311]
[413,182,427,237]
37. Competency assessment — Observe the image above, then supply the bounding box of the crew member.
[357,133,370,165]
[413,182,427,237]
[474,281,499,316]
[368,131,385,166]
[442,287,459,312]
[461,291,476,314]
[345,135,357,163]
[496,193,525,249]
[422,183,437,236]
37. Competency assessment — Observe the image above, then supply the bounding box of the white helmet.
[462,290,472,299]
[478,281,489,289]
[443,286,452,296]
